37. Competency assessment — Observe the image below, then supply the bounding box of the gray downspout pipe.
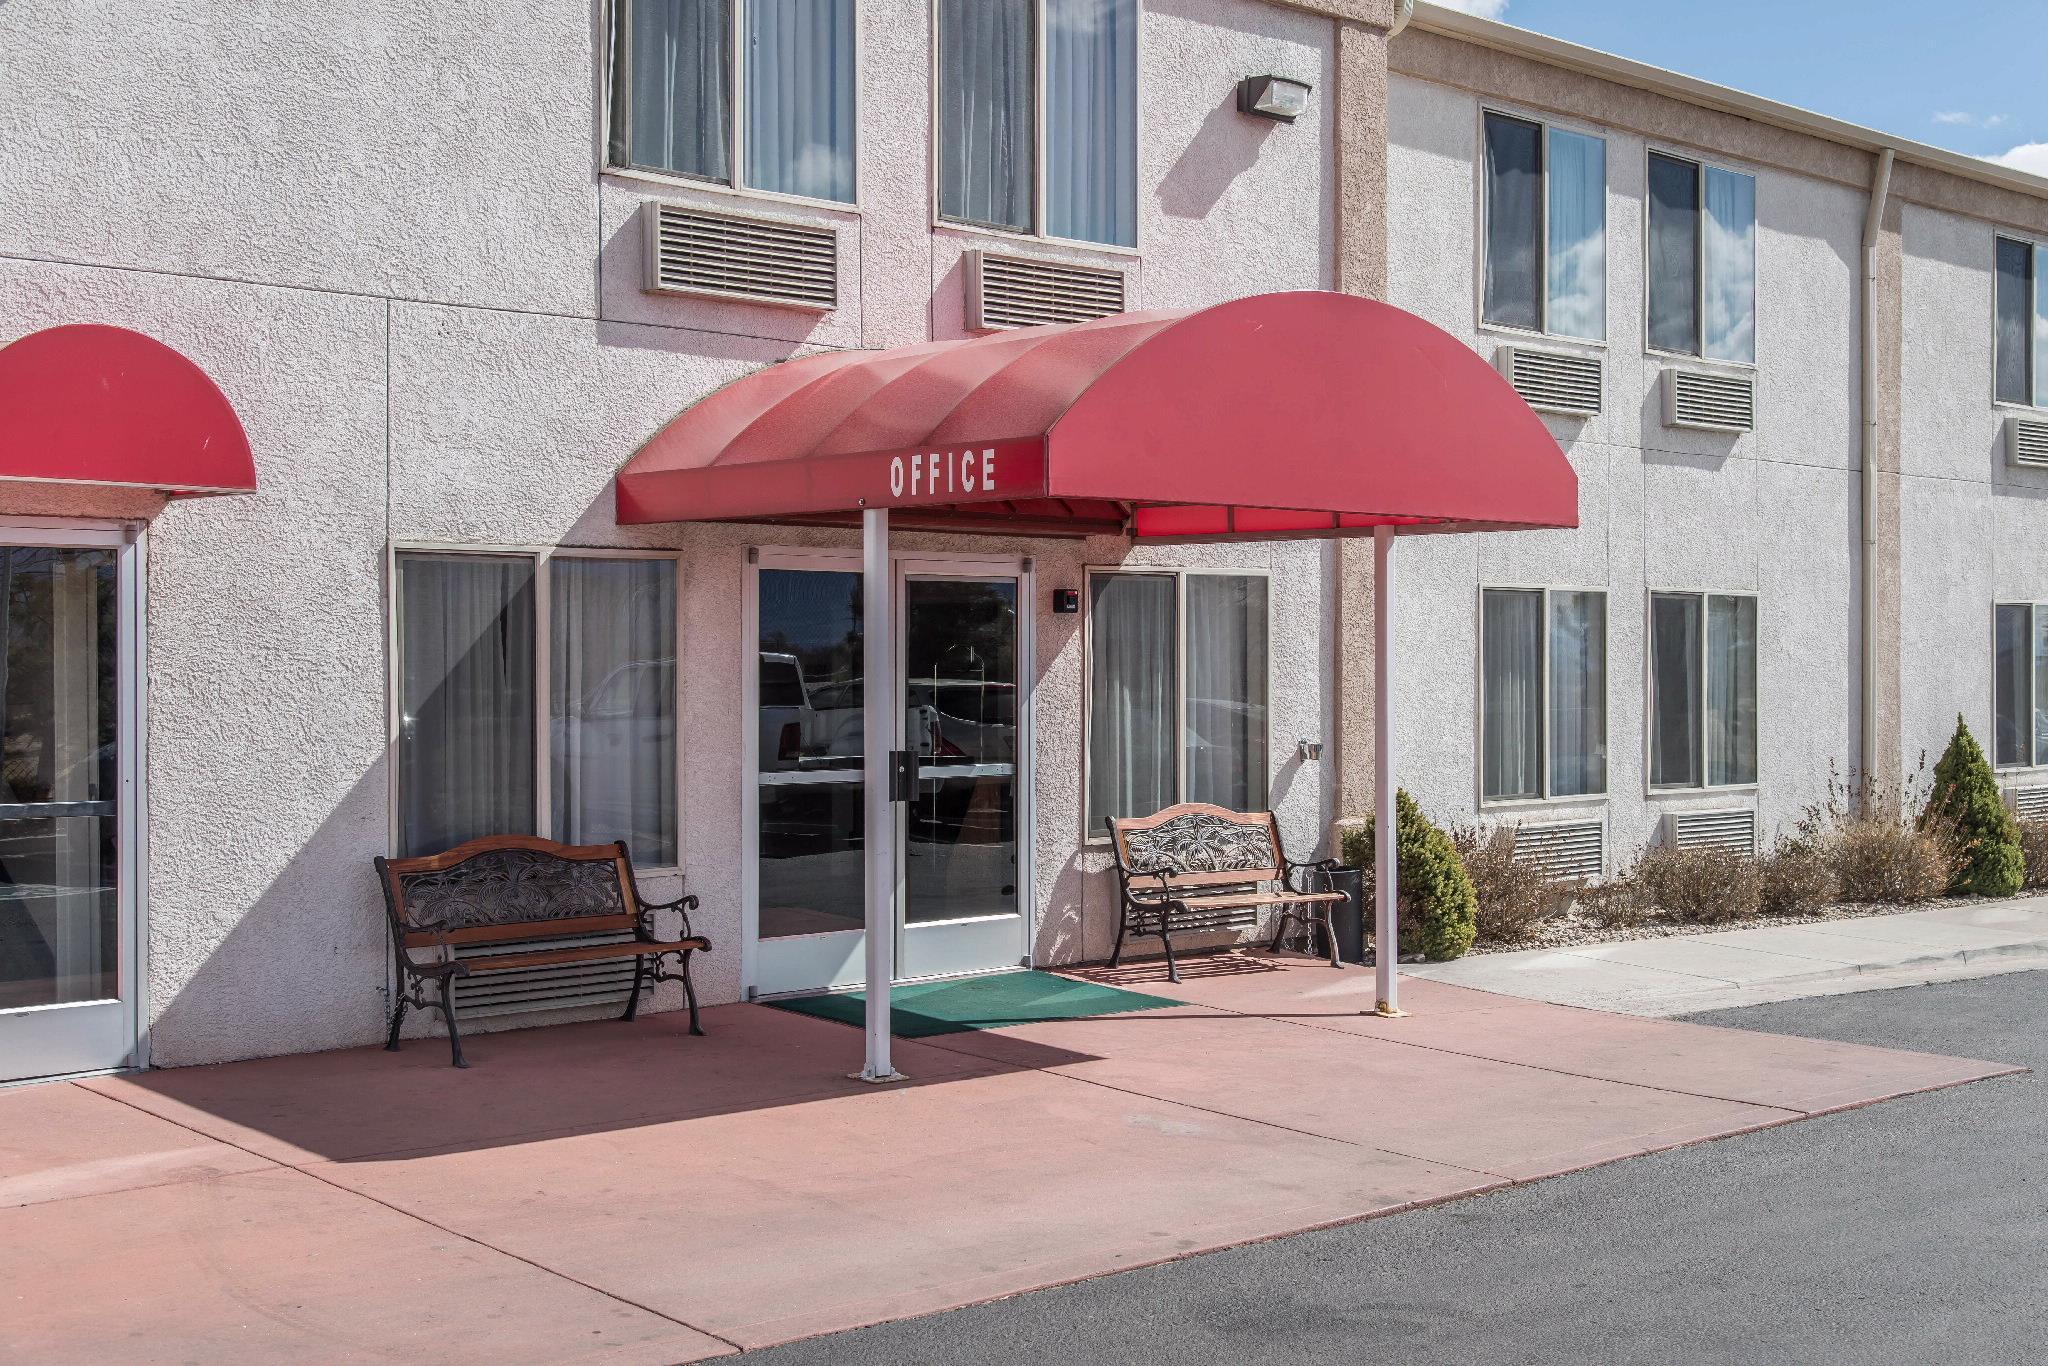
[1861,146,1895,792]
[1390,0,1416,38]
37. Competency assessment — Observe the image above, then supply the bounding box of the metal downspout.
[1861,147,1895,791]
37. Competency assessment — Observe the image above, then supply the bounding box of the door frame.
[740,545,1035,998]
[0,517,147,1084]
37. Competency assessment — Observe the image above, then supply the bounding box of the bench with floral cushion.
[1105,804,1346,982]
[374,835,709,1067]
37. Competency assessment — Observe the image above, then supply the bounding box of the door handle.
[888,749,919,803]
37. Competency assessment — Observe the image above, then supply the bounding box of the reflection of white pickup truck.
[797,680,1015,767]
[759,652,812,772]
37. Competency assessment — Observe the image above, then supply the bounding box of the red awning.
[0,324,256,496]
[616,291,1574,538]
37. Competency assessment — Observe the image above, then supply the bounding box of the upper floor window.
[608,0,857,205]
[938,0,1138,248]
[1482,113,1607,341]
[1994,237,2048,406]
[1994,602,2048,768]
[1647,151,1756,364]
[1649,591,1758,790]
[1480,588,1608,802]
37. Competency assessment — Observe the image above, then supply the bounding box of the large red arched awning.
[616,291,1574,538]
[0,324,256,496]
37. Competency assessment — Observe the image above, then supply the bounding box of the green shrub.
[1923,716,2025,897]
[1632,845,1762,923]
[2017,818,2048,891]
[1449,824,1569,944]
[1342,791,1478,961]
[1757,840,1838,916]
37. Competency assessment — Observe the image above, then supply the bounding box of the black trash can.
[1306,865,1368,965]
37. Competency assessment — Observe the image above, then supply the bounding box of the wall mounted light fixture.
[1238,75,1312,123]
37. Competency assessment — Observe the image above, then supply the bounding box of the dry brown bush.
[1574,876,1652,929]
[1632,845,1762,923]
[1757,841,1838,916]
[2016,818,2048,890]
[1450,825,1571,944]
[1796,762,1958,904]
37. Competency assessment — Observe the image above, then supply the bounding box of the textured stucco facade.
[7,0,2048,1075]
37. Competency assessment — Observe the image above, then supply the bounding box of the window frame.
[1080,565,1274,839]
[602,0,865,213]
[1475,584,1612,809]
[385,542,687,872]
[1642,145,1759,370]
[1992,600,2048,771]
[1644,588,1761,795]
[1475,106,1611,346]
[1992,232,2045,410]
[928,0,1145,255]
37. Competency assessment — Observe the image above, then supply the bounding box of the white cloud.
[1936,111,2010,129]
[1434,0,1511,17]
[1991,142,2048,177]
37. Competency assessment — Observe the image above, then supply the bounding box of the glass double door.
[752,553,1026,996]
[0,530,139,1085]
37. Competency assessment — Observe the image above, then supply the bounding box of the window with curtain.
[1482,113,1607,341]
[1648,151,1756,363]
[1994,236,2048,407]
[609,0,856,205]
[1481,588,1606,802]
[397,552,680,863]
[1088,571,1268,827]
[1993,602,2048,769]
[1650,591,1758,790]
[939,0,1138,247]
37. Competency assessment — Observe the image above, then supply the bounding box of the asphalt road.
[746,971,2046,1366]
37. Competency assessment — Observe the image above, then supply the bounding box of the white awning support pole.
[1372,526,1404,1018]
[859,508,906,1082]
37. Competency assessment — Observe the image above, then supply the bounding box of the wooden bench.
[1106,804,1347,982]
[374,835,710,1068]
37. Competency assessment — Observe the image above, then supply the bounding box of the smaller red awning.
[616,292,1575,539]
[0,324,256,496]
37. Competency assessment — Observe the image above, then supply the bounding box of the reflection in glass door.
[0,530,139,1084]
[896,567,1026,982]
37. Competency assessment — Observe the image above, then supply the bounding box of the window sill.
[1478,322,1608,352]
[933,218,1141,261]
[1478,794,1611,813]
[1645,347,1758,374]
[604,164,861,218]
[1645,784,1759,798]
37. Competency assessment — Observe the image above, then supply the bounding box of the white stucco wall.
[1384,72,1867,865]
[1899,202,2048,789]
[0,0,1342,1066]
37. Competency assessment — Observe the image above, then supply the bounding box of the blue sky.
[1439,0,2048,175]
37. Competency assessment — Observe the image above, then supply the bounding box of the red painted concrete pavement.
[0,958,2022,1361]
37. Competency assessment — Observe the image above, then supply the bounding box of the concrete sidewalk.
[1408,897,2048,1016]
[0,958,2023,1363]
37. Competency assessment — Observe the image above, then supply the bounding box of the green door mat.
[765,970,1182,1038]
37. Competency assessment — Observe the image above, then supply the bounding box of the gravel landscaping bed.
[1466,888,2048,956]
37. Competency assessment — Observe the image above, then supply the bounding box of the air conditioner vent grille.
[643,201,838,311]
[966,250,1126,330]
[2007,415,2048,469]
[1664,369,1756,432]
[1500,347,1603,416]
[1666,808,1758,856]
[448,929,637,1020]
[1511,820,1606,881]
[2008,787,2048,821]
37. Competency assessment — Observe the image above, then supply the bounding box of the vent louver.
[1663,369,1756,432]
[641,200,838,311]
[448,929,637,1020]
[1511,820,1605,881]
[2008,787,2048,821]
[1497,347,1603,416]
[965,250,1126,330]
[2006,415,2048,469]
[1666,808,1757,856]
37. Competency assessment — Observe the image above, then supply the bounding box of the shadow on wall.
[1155,84,1281,221]
[1637,382,1740,470]
[593,213,838,352]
